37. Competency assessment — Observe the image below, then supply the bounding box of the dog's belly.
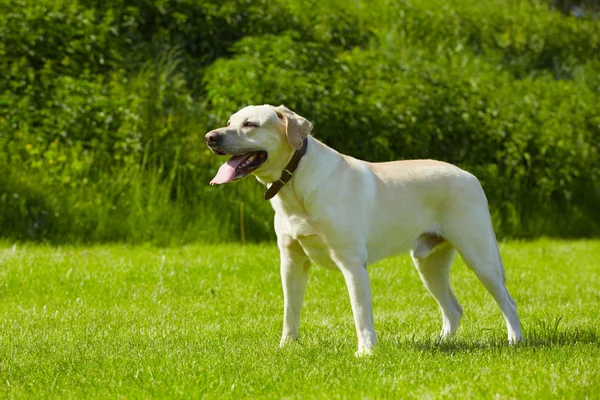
[366,241,412,265]
[297,234,339,270]
[365,227,420,264]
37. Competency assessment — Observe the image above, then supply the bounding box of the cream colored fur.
[206,105,523,355]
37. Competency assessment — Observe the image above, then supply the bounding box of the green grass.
[0,239,598,398]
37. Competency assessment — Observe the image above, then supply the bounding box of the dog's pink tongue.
[210,155,247,185]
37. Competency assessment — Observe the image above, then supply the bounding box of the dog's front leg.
[340,262,376,356]
[278,236,310,347]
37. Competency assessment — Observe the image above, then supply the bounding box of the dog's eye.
[243,121,257,128]
[227,121,231,127]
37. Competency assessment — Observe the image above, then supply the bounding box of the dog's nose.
[205,131,221,145]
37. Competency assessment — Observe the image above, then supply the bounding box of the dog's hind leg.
[411,241,463,339]
[442,211,523,343]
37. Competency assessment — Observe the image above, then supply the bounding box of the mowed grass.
[0,240,598,398]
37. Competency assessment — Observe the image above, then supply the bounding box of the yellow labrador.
[206,104,522,355]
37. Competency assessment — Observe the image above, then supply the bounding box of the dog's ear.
[274,105,312,150]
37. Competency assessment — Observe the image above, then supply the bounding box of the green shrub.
[0,0,599,243]
[204,32,600,237]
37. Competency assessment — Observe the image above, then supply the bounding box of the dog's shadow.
[395,318,599,353]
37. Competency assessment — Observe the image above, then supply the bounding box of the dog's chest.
[297,234,338,270]
[284,213,320,237]
[273,195,321,237]
[275,209,339,270]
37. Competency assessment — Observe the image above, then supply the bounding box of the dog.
[205,104,523,355]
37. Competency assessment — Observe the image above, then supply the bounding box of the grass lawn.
[0,239,598,398]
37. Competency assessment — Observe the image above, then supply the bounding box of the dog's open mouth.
[210,151,267,185]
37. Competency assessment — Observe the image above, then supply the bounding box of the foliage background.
[1,0,599,244]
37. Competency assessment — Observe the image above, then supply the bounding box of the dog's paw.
[279,335,299,348]
[354,346,375,358]
[437,330,456,343]
[508,334,524,345]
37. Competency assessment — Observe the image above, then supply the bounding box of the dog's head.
[205,105,312,184]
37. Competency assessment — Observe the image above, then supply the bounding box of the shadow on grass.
[397,317,599,353]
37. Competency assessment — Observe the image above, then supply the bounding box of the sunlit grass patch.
[0,240,598,398]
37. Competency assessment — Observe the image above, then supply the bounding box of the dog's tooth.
[241,156,253,168]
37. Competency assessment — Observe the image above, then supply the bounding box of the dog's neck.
[264,136,342,211]
[263,139,308,200]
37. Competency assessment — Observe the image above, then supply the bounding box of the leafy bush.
[1,0,599,243]
[204,32,600,236]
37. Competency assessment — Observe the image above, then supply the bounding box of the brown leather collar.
[264,138,308,200]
